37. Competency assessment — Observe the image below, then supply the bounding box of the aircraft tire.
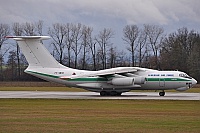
[100,91,107,96]
[116,92,122,96]
[110,91,117,96]
[100,91,122,96]
[159,91,165,96]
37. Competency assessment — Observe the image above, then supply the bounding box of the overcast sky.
[1,0,200,48]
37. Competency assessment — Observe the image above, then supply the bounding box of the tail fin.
[7,36,65,68]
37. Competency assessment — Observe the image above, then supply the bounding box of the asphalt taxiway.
[0,91,199,100]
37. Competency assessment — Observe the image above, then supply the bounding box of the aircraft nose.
[192,78,197,85]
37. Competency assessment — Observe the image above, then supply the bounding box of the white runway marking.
[0,91,199,100]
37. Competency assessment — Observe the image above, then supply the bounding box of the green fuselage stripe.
[68,78,191,82]
[146,78,191,82]
[26,71,59,78]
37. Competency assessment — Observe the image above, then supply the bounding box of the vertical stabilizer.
[7,36,65,68]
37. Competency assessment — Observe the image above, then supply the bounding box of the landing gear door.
[159,78,165,87]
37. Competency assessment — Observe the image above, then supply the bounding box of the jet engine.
[134,76,146,84]
[110,77,146,86]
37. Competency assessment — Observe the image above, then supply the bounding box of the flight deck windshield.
[179,73,192,79]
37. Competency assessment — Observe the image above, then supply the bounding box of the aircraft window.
[161,74,165,76]
[149,74,160,76]
[166,74,174,76]
[179,73,192,79]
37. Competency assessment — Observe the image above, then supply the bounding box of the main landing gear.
[100,91,122,96]
[159,91,165,96]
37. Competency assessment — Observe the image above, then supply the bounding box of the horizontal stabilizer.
[6,36,50,40]
[7,36,65,68]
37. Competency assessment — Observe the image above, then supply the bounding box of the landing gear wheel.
[100,91,107,96]
[159,91,165,96]
[110,91,117,96]
[100,91,122,96]
[116,92,122,96]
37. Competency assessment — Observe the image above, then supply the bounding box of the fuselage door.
[159,78,165,87]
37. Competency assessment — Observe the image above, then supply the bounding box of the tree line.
[0,21,199,82]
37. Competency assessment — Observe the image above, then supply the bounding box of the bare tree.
[96,49,102,70]
[87,28,97,70]
[123,25,139,66]
[48,23,67,64]
[95,28,114,69]
[71,23,82,68]
[12,22,23,79]
[35,20,43,36]
[137,29,147,67]
[187,33,200,81]
[160,27,199,72]
[108,46,117,68]
[0,23,10,50]
[81,25,92,69]
[23,22,36,36]
[65,23,74,67]
[115,50,129,67]
[6,50,17,81]
[144,24,164,69]
[0,23,10,80]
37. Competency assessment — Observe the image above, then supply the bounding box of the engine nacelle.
[111,77,134,86]
[134,77,146,84]
[110,77,146,86]
[175,86,189,92]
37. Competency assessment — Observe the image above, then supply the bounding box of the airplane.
[6,36,197,96]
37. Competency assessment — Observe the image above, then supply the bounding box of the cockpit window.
[179,73,192,79]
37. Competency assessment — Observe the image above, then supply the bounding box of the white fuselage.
[25,67,197,93]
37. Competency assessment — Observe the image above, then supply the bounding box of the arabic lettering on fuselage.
[148,74,174,76]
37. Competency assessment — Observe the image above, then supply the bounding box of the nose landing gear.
[159,91,165,96]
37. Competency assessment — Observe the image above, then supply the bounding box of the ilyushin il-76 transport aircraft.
[7,36,197,96]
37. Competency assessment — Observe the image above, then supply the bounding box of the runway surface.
[0,91,199,100]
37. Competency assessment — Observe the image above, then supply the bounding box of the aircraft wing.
[88,67,137,76]
[60,67,147,79]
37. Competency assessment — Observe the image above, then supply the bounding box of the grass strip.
[0,99,199,133]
